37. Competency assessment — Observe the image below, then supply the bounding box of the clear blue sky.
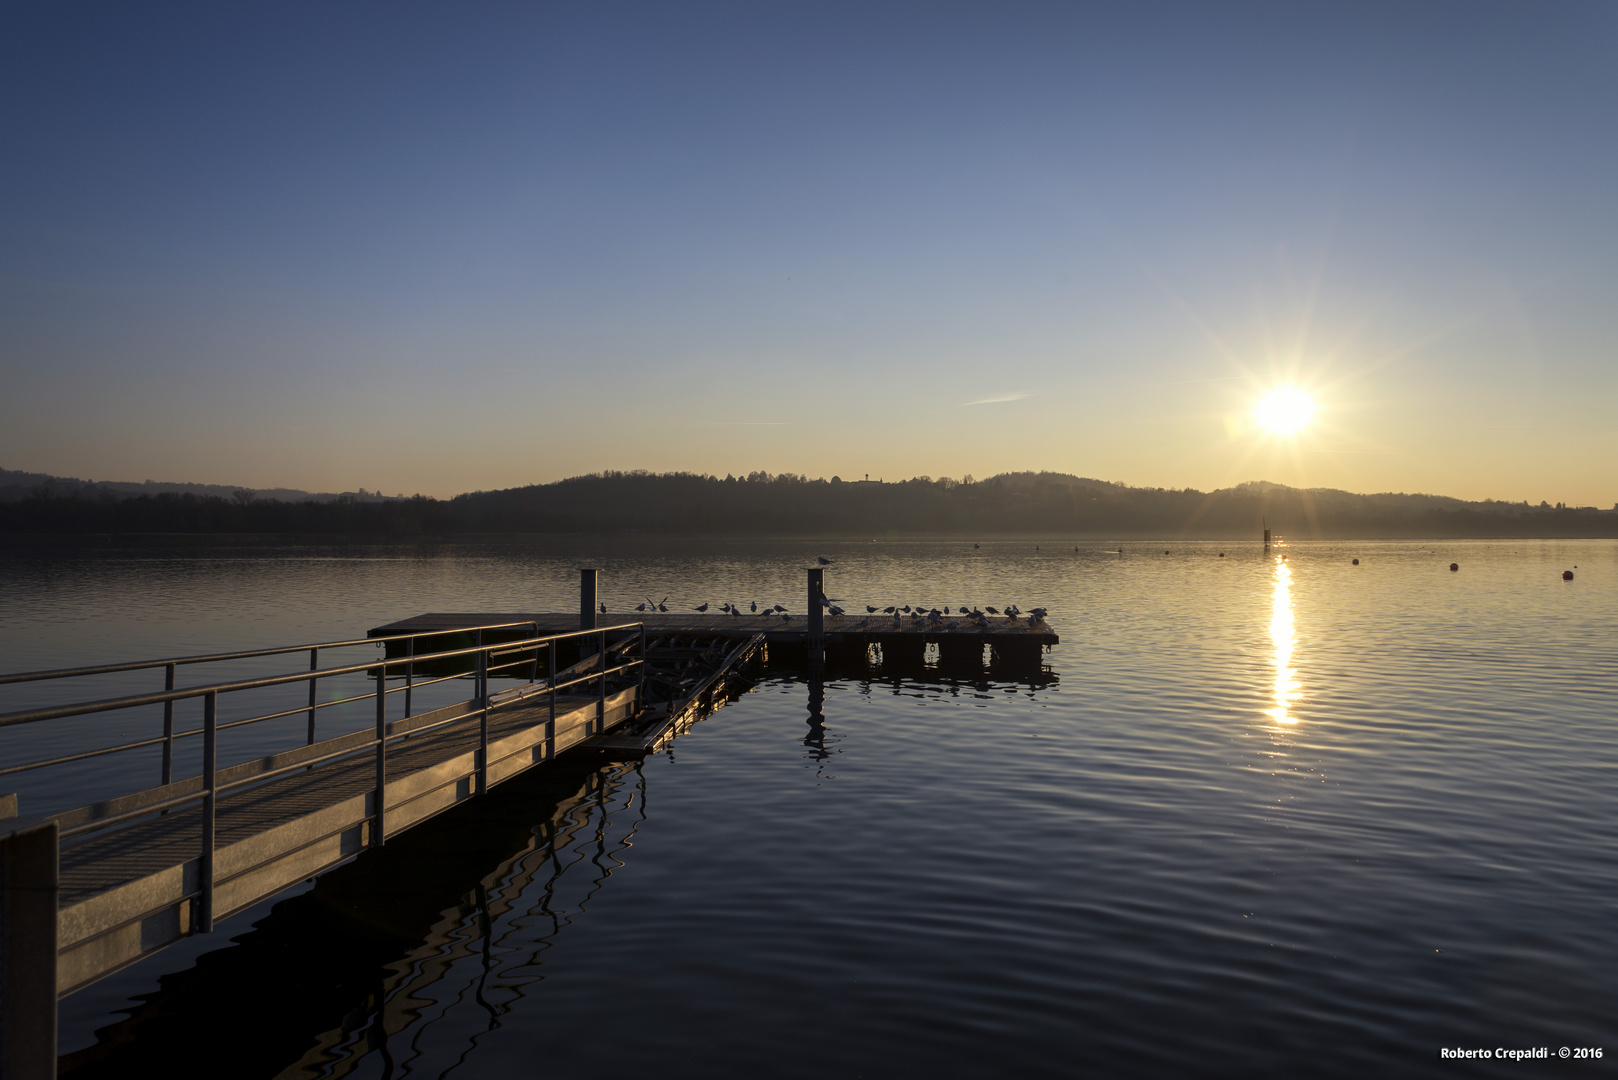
[2,2,1614,504]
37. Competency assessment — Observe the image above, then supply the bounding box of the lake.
[3,537,1613,1078]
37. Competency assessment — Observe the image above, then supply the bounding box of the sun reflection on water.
[1268,557,1301,725]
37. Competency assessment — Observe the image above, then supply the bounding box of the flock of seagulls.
[586,557,1045,630]
[596,593,1046,630]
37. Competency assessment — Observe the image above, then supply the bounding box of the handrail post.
[638,622,647,716]
[597,629,607,734]
[529,622,539,684]
[547,637,557,760]
[373,661,386,848]
[477,648,489,795]
[161,662,176,786]
[306,647,318,744]
[200,690,217,933]
[0,814,58,1080]
[404,637,415,718]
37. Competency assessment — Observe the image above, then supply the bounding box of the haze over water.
[3,538,1612,1076]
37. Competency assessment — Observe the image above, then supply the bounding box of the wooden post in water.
[806,568,825,651]
[578,568,600,664]
[579,568,599,631]
[0,813,57,1080]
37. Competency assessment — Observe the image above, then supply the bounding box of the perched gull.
[985,606,998,615]
[751,601,758,613]
[866,605,878,614]
[694,603,709,613]
[773,604,787,613]
[599,602,607,614]
[817,556,833,565]
[636,603,647,612]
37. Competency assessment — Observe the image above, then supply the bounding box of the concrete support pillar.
[1,815,58,1080]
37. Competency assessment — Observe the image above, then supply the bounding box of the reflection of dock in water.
[59,753,648,1078]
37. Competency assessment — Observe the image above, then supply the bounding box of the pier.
[0,568,1053,1078]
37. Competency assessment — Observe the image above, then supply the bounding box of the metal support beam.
[0,814,57,1080]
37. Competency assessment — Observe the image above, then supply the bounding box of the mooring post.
[579,568,599,632]
[806,567,825,651]
[0,813,57,1080]
[580,568,600,663]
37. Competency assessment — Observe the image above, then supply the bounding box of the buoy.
[1563,570,1574,581]
[1218,553,1225,558]
[1449,563,1458,572]
[1352,558,1359,565]
[1164,550,1169,555]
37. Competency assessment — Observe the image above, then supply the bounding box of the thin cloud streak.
[960,392,1029,406]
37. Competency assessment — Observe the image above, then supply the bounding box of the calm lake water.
[2,537,1614,1077]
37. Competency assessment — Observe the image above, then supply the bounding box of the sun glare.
[1253,387,1315,436]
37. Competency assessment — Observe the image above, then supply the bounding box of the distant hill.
[1,467,1612,539]
[0,468,397,505]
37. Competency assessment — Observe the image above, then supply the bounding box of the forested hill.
[1,470,1613,539]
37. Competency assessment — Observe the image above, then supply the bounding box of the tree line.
[1,470,1613,539]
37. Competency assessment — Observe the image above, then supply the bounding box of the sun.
[1253,387,1315,436]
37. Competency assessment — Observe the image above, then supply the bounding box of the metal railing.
[0,620,648,932]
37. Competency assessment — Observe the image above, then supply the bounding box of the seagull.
[883,606,896,614]
[657,597,670,612]
[948,620,960,630]
[636,603,647,612]
[1030,607,1048,621]
[858,616,871,628]
[901,605,911,613]
[866,605,877,613]
[751,601,757,612]
[985,607,999,615]
[719,603,732,613]
[599,602,606,614]
[829,606,844,616]
[782,613,793,622]
[730,605,742,616]
[773,604,787,613]
[818,556,832,565]
[694,603,709,613]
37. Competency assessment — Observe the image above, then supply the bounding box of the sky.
[1,2,1614,505]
